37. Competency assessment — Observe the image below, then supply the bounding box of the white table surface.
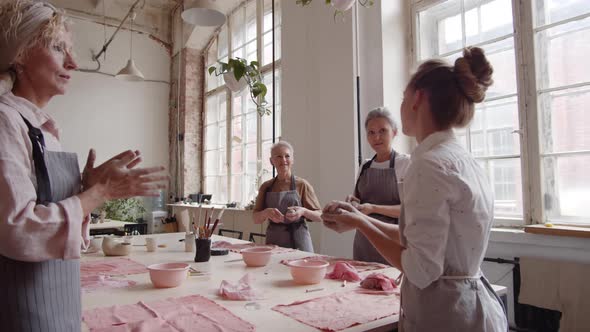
[88,219,127,230]
[81,232,506,332]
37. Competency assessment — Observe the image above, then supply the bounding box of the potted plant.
[208,58,271,116]
[97,197,146,223]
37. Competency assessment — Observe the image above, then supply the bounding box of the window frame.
[410,0,590,225]
[202,0,281,206]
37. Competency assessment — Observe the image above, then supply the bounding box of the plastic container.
[286,259,329,285]
[241,247,273,267]
[147,263,189,288]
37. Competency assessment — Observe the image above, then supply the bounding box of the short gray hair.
[270,140,294,156]
[365,107,398,132]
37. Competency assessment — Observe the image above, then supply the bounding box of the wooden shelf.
[524,224,590,239]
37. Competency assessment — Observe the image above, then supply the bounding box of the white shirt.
[354,152,411,192]
[400,130,494,289]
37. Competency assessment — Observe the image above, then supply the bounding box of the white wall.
[45,17,170,170]
[282,1,413,256]
[282,1,357,256]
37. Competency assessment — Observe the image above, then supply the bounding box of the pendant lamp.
[116,11,145,81]
[181,0,226,26]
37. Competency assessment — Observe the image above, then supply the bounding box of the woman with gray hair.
[344,107,410,265]
[252,140,322,252]
[0,2,167,331]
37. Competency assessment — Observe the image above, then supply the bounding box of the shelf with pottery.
[168,203,264,240]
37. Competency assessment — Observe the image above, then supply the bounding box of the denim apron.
[0,115,82,332]
[264,175,314,252]
[353,151,400,264]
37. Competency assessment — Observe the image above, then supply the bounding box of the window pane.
[218,25,228,58]
[419,0,462,59]
[481,37,517,98]
[484,158,524,218]
[246,1,257,40]
[231,7,245,49]
[246,112,257,143]
[231,175,243,203]
[543,154,590,221]
[218,122,226,150]
[261,140,273,182]
[205,125,218,150]
[233,46,245,60]
[246,40,257,63]
[262,109,273,140]
[206,39,217,66]
[205,176,217,196]
[233,92,244,116]
[219,93,227,122]
[247,143,257,174]
[205,150,219,176]
[232,116,243,144]
[232,146,243,173]
[539,86,590,153]
[217,176,228,204]
[264,0,281,29]
[206,96,217,125]
[470,96,521,157]
[464,0,513,45]
[262,28,281,65]
[535,17,590,89]
[533,0,590,28]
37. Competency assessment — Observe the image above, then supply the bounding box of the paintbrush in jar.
[209,219,220,238]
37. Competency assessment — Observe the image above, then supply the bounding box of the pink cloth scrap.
[281,255,389,273]
[272,290,400,331]
[83,295,255,332]
[212,240,296,254]
[219,273,263,301]
[325,262,362,282]
[360,273,398,292]
[81,258,148,278]
[81,275,137,293]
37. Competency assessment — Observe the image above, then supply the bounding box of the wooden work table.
[81,232,506,331]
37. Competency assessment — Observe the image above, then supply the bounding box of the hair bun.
[454,47,494,103]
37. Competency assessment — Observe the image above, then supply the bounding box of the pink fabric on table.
[80,258,147,278]
[325,262,362,282]
[212,240,296,254]
[360,273,398,292]
[219,273,263,301]
[281,255,388,274]
[0,92,89,262]
[81,275,137,293]
[83,295,255,332]
[272,290,400,331]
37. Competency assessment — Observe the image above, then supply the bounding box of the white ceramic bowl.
[147,263,190,288]
[287,259,329,285]
[241,246,273,267]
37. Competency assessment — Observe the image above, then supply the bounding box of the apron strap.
[354,150,397,198]
[19,115,52,205]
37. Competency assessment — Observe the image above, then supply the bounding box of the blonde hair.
[407,47,494,129]
[0,0,67,69]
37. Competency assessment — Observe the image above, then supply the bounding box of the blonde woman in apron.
[347,107,410,265]
[253,141,322,252]
[0,2,167,331]
[323,47,507,331]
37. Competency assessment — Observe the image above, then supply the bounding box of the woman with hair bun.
[323,47,508,331]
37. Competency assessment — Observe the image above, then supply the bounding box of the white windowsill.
[489,227,590,254]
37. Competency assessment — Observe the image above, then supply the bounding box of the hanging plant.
[296,0,374,19]
[208,58,271,116]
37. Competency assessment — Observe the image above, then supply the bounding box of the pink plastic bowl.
[241,247,273,267]
[287,259,330,285]
[147,263,190,288]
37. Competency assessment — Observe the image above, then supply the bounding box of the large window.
[413,0,590,224]
[204,0,281,207]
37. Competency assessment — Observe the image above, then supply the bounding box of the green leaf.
[252,82,267,99]
[208,66,216,75]
[233,64,245,81]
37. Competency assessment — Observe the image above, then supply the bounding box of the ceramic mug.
[146,237,157,252]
